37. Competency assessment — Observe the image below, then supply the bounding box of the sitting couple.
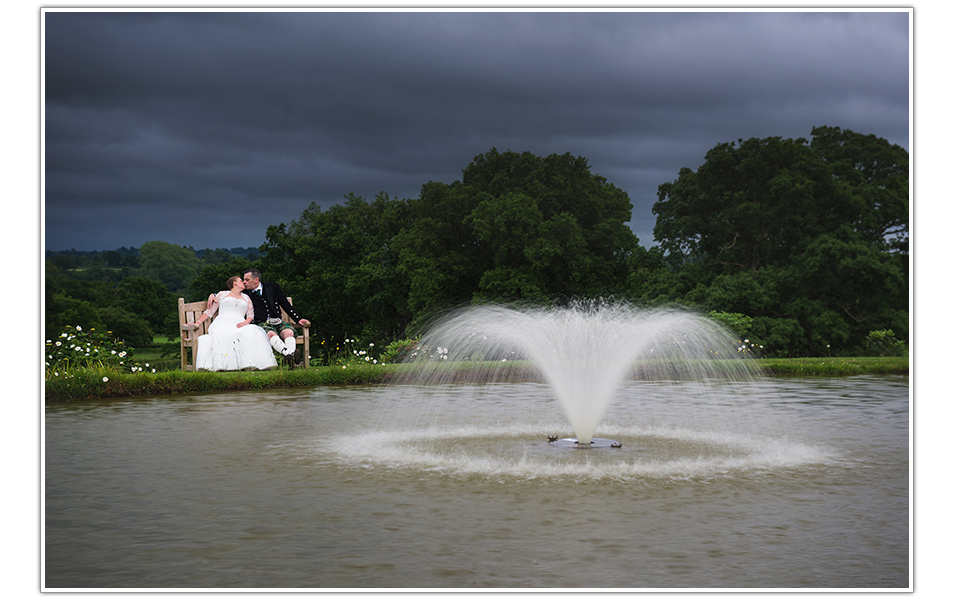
[193,269,311,371]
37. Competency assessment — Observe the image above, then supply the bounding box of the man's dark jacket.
[244,282,304,325]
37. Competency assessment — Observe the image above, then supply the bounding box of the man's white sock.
[270,335,285,354]
[283,337,296,356]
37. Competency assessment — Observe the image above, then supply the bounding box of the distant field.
[132,335,179,367]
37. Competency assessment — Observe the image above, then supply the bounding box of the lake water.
[44,375,909,590]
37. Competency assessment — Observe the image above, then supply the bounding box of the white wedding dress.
[195,294,277,371]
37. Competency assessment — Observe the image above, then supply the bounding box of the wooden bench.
[178,296,310,371]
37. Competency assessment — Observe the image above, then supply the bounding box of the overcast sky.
[43,9,910,252]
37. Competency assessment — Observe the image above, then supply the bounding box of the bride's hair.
[226,275,242,290]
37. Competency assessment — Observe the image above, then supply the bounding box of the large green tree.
[648,126,908,355]
[394,180,486,318]
[809,125,909,255]
[257,192,414,358]
[396,149,639,321]
[654,135,833,272]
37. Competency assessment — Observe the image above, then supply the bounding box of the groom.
[242,269,311,368]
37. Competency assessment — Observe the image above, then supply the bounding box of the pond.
[44,375,909,589]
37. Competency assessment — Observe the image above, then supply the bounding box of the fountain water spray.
[403,301,757,446]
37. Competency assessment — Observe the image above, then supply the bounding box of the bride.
[193,276,278,371]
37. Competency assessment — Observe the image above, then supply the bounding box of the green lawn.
[755,356,908,376]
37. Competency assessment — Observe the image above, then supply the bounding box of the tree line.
[45,244,260,347]
[46,246,259,284]
[45,125,908,359]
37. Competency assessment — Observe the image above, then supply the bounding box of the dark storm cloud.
[43,10,909,251]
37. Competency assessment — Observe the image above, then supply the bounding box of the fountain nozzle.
[549,437,620,449]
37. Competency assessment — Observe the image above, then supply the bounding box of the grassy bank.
[755,356,909,376]
[44,356,908,403]
[44,364,389,402]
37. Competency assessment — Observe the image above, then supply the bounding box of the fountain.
[396,301,758,447]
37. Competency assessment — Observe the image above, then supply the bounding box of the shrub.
[865,329,906,357]
[45,324,155,377]
[380,337,421,363]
